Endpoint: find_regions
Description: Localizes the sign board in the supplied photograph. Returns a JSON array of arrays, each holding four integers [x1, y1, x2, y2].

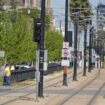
[[62, 49, 70, 58], [43, 62, 47, 71], [44, 50, 47, 61], [63, 42, 69, 49], [98, 5, 105, 14], [0, 51, 5, 57], [61, 60, 69, 66], [35, 71, 40, 82]]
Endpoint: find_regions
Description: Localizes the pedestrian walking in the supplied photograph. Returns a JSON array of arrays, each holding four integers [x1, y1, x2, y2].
[[1, 63, 6, 86], [4, 64, 11, 86], [10, 64, 15, 71]]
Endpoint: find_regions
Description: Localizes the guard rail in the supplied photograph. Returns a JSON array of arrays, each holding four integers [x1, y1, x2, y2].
[[11, 63, 62, 82]]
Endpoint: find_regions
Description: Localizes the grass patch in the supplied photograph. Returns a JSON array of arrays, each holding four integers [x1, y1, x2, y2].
[[0, 77, 3, 86], [11, 78, 35, 87], [0, 76, 35, 87]]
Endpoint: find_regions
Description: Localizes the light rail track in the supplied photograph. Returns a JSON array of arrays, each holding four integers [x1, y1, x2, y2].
[[87, 82, 105, 105], [0, 70, 81, 105], [55, 70, 102, 105]]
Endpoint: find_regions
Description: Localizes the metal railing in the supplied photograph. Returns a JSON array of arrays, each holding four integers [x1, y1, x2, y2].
[[11, 63, 62, 82]]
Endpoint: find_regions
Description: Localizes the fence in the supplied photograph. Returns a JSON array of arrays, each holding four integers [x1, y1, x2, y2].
[[11, 63, 62, 82]]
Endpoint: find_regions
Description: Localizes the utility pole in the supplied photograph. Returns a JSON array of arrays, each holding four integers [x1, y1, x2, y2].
[[83, 22, 87, 76], [88, 26, 94, 72], [38, 0, 45, 97], [63, 0, 68, 86], [100, 46, 102, 68], [73, 14, 78, 81], [59, 19, 62, 33]]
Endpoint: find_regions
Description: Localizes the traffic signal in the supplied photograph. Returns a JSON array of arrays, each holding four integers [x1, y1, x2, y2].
[[33, 18, 41, 42], [67, 31, 72, 47]]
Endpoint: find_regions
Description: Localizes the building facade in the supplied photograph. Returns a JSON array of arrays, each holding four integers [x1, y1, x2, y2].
[[4, 0, 51, 9], [3, 0, 53, 29]]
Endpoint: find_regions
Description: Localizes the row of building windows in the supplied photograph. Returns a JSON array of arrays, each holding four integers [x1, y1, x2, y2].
[[3, 0, 51, 9]]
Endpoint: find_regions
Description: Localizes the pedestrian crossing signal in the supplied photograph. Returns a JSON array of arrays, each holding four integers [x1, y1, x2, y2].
[[33, 18, 41, 42]]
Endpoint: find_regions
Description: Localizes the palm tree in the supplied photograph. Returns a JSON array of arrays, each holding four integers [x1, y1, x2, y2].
[[70, 0, 92, 30], [70, 0, 92, 52], [69, 0, 93, 79]]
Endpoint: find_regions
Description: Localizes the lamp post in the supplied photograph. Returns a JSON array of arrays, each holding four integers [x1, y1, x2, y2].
[[73, 13, 78, 81], [83, 22, 87, 76], [88, 27, 94, 72]]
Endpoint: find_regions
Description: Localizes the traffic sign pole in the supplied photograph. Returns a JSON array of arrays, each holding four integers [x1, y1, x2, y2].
[[83, 23, 87, 76], [38, 0, 45, 98], [73, 15, 78, 81], [63, 0, 68, 86]]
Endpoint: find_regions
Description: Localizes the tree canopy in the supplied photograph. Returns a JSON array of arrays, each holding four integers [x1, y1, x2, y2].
[[45, 30, 63, 61], [0, 8, 63, 64], [69, 0, 93, 31]]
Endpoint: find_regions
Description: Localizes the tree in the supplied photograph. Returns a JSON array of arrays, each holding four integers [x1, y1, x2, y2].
[[69, 0, 92, 29], [45, 30, 63, 61], [0, 10, 37, 64], [0, 7, 62, 64]]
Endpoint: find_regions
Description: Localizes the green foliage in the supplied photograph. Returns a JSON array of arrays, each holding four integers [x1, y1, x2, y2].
[[0, 8, 63, 64], [0, 10, 37, 64], [10, 0, 17, 10], [69, 0, 93, 31], [18, 8, 40, 19], [0, 77, 3, 86], [45, 30, 63, 61]]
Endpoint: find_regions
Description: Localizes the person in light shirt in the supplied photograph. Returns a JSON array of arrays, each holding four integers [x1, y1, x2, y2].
[[10, 64, 15, 71], [4, 64, 11, 86]]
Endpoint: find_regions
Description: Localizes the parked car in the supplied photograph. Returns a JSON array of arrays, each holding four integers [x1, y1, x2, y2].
[[15, 62, 32, 69]]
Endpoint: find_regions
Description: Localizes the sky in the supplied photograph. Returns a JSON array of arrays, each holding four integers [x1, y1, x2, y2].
[[51, 0, 105, 28], [51, 0, 105, 45]]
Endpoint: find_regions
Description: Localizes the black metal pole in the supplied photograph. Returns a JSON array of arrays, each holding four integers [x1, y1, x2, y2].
[[59, 19, 62, 33], [100, 46, 102, 68], [63, 0, 68, 86], [73, 15, 78, 81], [97, 40, 99, 68], [88, 27, 93, 72], [83, 23, 87, 76], [38, 0, 45, 97], [91, 30, 94, 69]]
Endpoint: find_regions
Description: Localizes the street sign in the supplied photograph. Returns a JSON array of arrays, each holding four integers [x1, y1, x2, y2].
[[43, 62, 47, 71], [63, 42, 69, 48], [0, 51, 5, 57], [62, 49, 70, 58], [61, 60, 69, 66], [98, 5, 105, 14]]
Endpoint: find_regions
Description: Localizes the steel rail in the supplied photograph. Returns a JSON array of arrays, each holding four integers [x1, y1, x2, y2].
[[87, 82, 105, 105], [0, 70, 82, 105], [56, 70, 100, 105]]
